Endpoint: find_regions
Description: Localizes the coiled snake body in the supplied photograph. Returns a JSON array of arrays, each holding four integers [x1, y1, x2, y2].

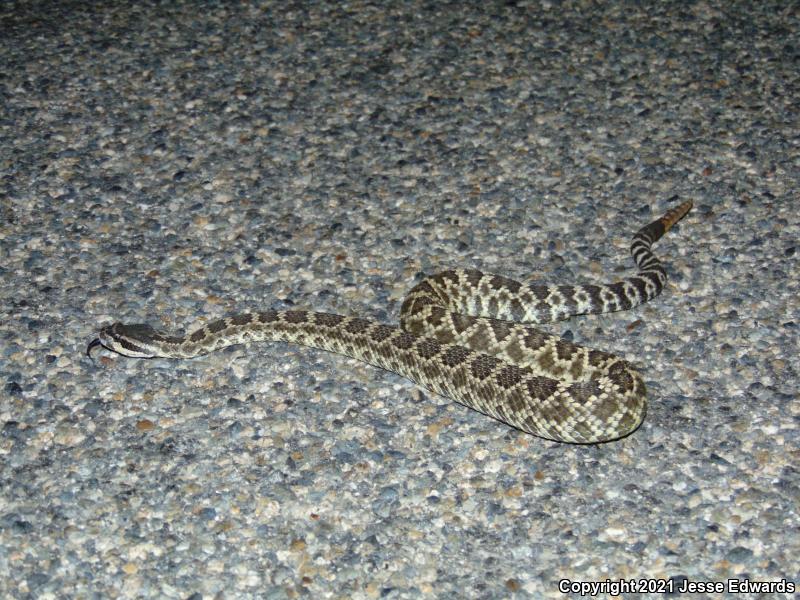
[[89, 200, 692, 443]]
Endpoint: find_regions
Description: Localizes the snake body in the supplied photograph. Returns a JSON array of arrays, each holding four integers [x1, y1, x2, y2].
[[89, 200, 692, 443]]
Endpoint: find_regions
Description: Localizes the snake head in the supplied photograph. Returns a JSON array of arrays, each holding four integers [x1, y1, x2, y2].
[[87, 323, 161, 359]]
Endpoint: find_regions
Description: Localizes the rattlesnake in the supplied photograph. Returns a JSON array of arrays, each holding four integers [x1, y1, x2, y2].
[[88, 200, 691, 443]]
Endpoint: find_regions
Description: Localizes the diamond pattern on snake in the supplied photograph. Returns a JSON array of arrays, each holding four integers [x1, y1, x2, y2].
[[88, 200, 692, 443]]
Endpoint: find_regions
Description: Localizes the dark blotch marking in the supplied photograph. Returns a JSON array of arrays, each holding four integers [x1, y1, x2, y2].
[[207, 320, 229, 334], [415, 338, 441, 360], [555, 338, 577, 361], [559, 287, 578, 310], [463, 269, 484, 288], [258, 311, 279, 323], [392, 332, 417, 349], [190, 328, 209, 342], [315, 313, 346, 328], [441, 345, 471, 367], [489, 274, 520, 294], [230, 313, 254, 326], [528, 285, 550, 302], [284, 310, 310, 323], [568, 356, 585, 381], [567, 381, 601, 407], [526, 376, 559, 401], [495, 365, 522, 389], [449, 312, 478, 335], [436, 270, 460, 285], [507, 299, 525, 322], [536, 347, 555, 372], [522, 328, 550, 350], [412, 280, 436, 295], [401, 281, 438, 315], [370, 324, 396, 342], [345, 318, 372, 334], [488, 318, 512, 342], [425, 306, 448, 327], [607, 360, 634, 388], [470, 354, 501, 380], [401, 295, 438, 320], [587, 349, 609, 368]]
